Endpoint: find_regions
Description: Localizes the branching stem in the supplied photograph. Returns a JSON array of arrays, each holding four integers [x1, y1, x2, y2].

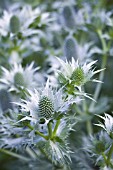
[[0, 148, 30, 161], [107, 143, 113, 166], [102, 152, 108, 165], [27, 124, 48, 140], [53, 119, 61, 137], [47, 121, 53, 139]]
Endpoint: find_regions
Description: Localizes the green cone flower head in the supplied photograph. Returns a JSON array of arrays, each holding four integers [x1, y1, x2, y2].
[[61, 5, 76, 30], [10, 15, 20, 33], [0, 62, 39, 92], [63, 35, 77, 61], [14, 72, 26, 87], [38, 96, 54, 119], [71, 67, 84, 86]]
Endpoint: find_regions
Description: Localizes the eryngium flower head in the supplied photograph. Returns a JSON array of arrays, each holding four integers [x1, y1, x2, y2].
[[83, 131, 112, 164], [16, 80, 80, 122], [0, 62, 39, 93], [95, 114, 113, 139], [0, 4, 52, 37], [57, 57, 103, 89]]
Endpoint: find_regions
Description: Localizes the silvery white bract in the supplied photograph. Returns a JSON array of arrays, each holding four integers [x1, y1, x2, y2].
[[0, 4, 53, 37], [0, 62, 39, 92], [95, 114, 113, 137], [56, 116, 76, 140], [39, 139, 72, 168], [15, 79, 81, 123], [8, 51, 22, 65], [102, 166, 113, 170], [57, 57, 103, 89], [86, 9, 113, 30], [95, 10, 113, 27], [47, 56, 61, 87]]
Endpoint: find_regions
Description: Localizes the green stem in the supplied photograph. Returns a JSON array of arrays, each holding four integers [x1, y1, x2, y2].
[[53, 119, 61, 137], [82, 87, 87, 113], [74, 105, 83, 115], [82, 87, 93, 135], [86, 120, 93, 135], [89, 29, 108, 112], [107, 143, 113, 166], [102, 152, 108, 165], [0, 148, 30, 161], [47, 121, 53, 139], [27, 124, 48, 140], [110, 162, 113, 169]]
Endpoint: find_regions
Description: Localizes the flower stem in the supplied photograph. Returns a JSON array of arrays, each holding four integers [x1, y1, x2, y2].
[[86, 120, 93, 135], [81, 86, 93, 135], [89, 29, 108, 112], [53, 119, 61, 137], [0, 148, 30, 161], [102, 152, 108, 165], [27, 124, 48, 140], [107, 143, 113, 166], [47, 121, 53, 139]]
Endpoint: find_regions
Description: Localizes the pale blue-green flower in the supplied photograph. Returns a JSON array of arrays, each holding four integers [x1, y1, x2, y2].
[[15, 79, 81, 123], [57, 57, 104, 90], [0, 62, 39, 92]]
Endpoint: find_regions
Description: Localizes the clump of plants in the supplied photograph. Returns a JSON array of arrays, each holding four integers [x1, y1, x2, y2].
[[0, 0, 113, 170]]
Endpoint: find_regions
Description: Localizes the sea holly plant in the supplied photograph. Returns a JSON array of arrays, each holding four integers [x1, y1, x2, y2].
[[0, 58, 104, 169], [1, 0, 113, 170], [84, 114, 113, 169], [0, 79, 80, 169]]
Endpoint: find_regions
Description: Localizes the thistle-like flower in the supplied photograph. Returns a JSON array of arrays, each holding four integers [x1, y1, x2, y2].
[[0, 4, 52, 37], [83, 131, 112, 164], [87, 10, 113, 30], [95, 114, 113, 139], [57, 57, 103, 90], [0, 62, 39, 93], [15, 80, 80, 123]]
